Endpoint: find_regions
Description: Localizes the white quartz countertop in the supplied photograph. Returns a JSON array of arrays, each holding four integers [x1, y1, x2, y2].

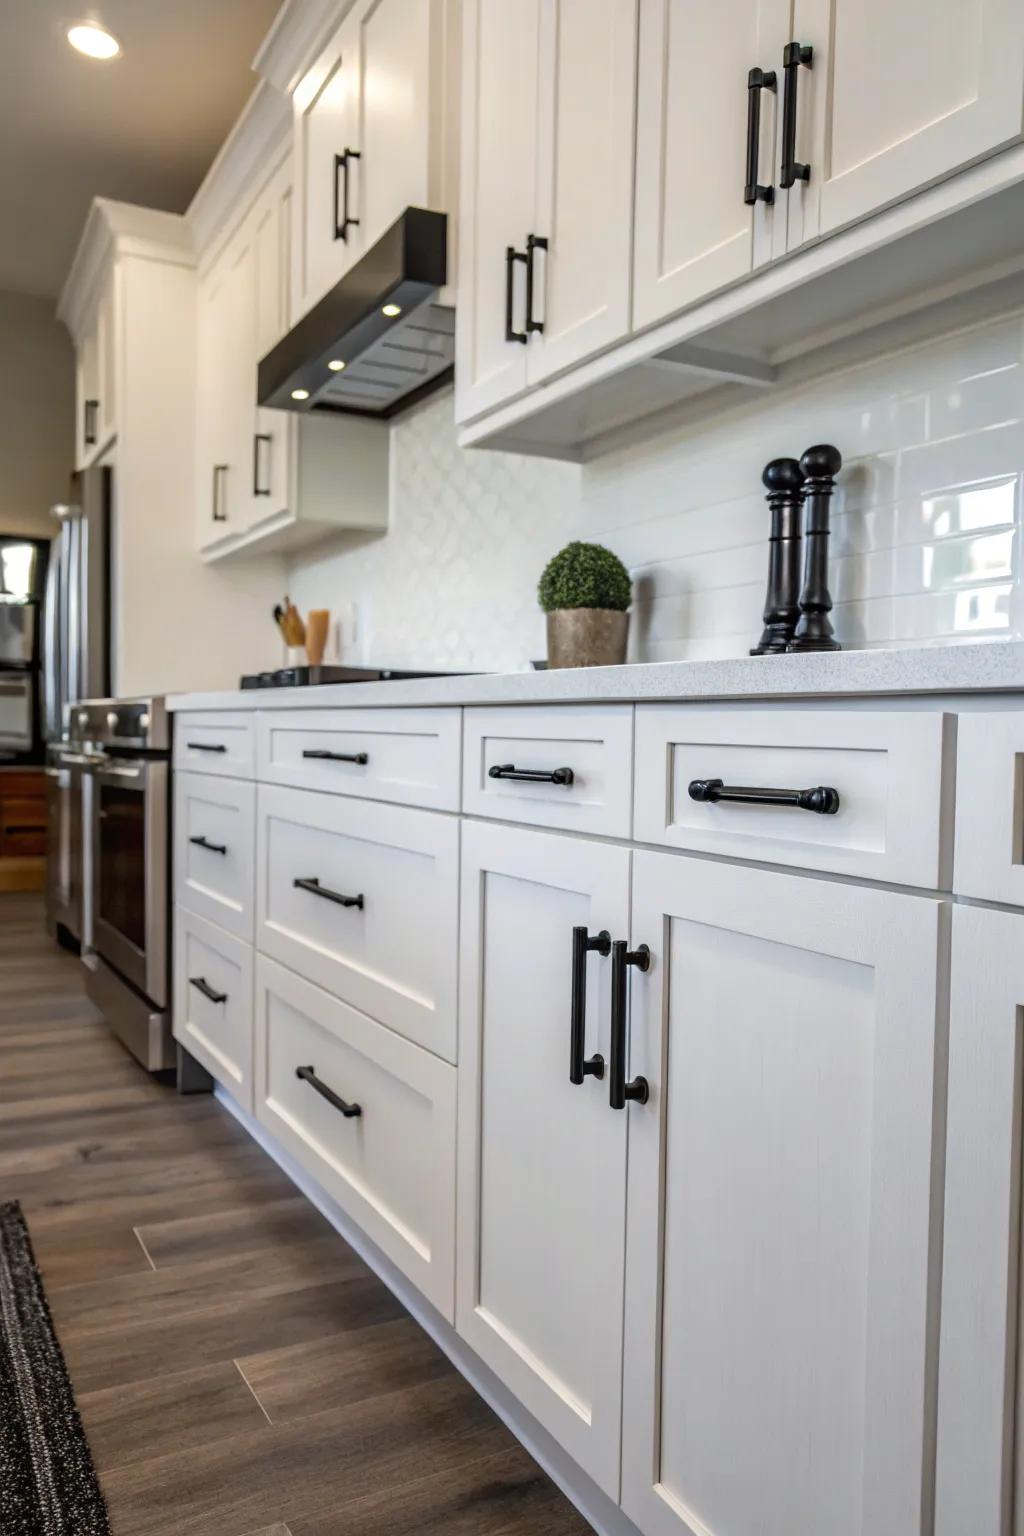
[[167, 638, 1024, 712]]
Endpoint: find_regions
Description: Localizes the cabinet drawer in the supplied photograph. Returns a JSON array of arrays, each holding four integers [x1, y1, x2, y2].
[[462, 705, 633, 836], [173, 906, 253, 1111], [254, 954, 456, 1319], [174, 773, 255, 940], [954, 711, 1024, 904], [257, 707, 461, 811], [174, 712, 255, 780], [256, 785, 458, 1062], [634, 705, 951, 887]]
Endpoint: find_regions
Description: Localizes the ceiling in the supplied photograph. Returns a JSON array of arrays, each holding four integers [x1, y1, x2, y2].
[[0, 0, 283, 299]]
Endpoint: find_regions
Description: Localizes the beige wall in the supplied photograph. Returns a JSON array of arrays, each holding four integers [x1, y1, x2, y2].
[[0, 290, 74, 538]]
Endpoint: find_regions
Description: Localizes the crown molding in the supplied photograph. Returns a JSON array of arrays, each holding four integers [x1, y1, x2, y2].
[[186, 79, 293, 264], [253, 0, 353, 96], [57, 200, 192, 339]]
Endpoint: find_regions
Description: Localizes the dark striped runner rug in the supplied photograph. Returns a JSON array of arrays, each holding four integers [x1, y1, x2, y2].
[[0, 1200, 111, 1535]]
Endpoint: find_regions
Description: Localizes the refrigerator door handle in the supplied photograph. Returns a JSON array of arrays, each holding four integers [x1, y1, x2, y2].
[[42, 543, 61, 740]]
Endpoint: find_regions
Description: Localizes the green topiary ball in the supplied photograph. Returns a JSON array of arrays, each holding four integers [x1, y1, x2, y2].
[[538, 541, 632, 614]]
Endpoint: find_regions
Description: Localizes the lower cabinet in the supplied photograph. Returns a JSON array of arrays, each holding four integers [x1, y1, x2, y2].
[[622, 851, 948, 1536], [456, 819, 631, 1497], [173, 906, 254, 1111], [935, 903, 1024, 1536], [254, 954, 457, 1319]]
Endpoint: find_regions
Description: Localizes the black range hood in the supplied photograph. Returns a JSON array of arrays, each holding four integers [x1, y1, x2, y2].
[[258, 207, 452, 421]]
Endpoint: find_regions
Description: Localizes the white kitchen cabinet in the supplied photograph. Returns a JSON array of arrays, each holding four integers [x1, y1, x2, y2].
[[456, 818, 631, 1496], [788, 0, 1024, 248], [935, 903, 1024, 1536], [633, 0, 789, 329], [622, 850, 947, 1536], [293, 0, 460, 320], [74, 265, 118, 468], [456, 0, 637, 422]]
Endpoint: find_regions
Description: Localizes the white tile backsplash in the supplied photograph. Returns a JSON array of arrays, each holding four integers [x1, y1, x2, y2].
[[287, 309, 1024, 668]]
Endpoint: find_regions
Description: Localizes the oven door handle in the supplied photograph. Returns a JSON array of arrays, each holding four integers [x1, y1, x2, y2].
[[95, 763, 146, 782]]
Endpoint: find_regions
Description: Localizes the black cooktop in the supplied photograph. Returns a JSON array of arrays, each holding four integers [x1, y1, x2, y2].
[[240, 665, 471, 689]]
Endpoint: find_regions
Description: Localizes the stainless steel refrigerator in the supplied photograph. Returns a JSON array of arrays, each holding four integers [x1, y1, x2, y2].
[[42, 467, 111, 742]]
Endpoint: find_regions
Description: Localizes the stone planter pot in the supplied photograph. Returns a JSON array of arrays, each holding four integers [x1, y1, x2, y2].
[[546, 608, 629, 669]]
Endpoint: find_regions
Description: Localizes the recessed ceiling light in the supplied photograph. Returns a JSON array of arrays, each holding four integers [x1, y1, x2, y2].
[[381, 303, 402, 318], [327, 359, 346, 372], [67, 22, 122, 59], [291, 388, 310, 401]]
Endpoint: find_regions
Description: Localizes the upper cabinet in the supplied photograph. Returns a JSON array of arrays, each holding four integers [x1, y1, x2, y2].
[[74, 265, 118, 469], [293, 0, 460, 320]]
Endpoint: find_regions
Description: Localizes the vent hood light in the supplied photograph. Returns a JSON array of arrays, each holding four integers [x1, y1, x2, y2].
[[67, 22, 122, 58], [258, 208, 451, 421]]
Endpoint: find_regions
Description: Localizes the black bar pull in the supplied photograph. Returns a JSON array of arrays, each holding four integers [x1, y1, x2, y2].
[[505, 246, 528, 344], [489, 763, 574, 786], [189, 975, 228, 1005], [84, 399, 99, 447], [334, 149, 361, 242], [187, 741, 227, 753], [744, 66, 777, 205], [293, 875, 364, 910], [780, 42, 812, 189], [570, 926, 609, 1085], [688, 778, 840, 815], [296, 1064, 362, 1118], [525, 233, 547, 333], [212, 463, 228, 521], [189, 834, 227, 855], [609, 940, 649, 1110], [253, 433, 272, 496], [302, 748, 369, 765]]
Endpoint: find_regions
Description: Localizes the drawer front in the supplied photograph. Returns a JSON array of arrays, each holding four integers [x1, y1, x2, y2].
[[174, 712, 255, 780], [255, 954, 456, 1318], [174, 772, 255, 940], [954, 711, 1024, 904], [257, 708, 461, 811], [257, 784, 458, 1062], [173, 906, 254, 1110], [462, 705, 633, 836], [634, 705, 951, 887]]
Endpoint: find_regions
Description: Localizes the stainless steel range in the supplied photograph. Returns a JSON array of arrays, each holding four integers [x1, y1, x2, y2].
[[73, 697, 173, 1071]]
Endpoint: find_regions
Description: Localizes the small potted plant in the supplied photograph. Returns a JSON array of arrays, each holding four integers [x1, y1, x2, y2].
[[538, 541, 632, 669]]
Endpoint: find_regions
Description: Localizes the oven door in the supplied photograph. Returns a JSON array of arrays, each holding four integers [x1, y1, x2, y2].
[[92, 757, 168, 1008]]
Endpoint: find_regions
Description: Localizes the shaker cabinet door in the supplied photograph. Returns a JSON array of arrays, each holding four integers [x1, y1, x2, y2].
[[633, 0, 788, 329], [294, 7, 362, 315], [789, 0, 1024, 246], [456, 819, 631, 1497], [623, 850, 947, 1536]]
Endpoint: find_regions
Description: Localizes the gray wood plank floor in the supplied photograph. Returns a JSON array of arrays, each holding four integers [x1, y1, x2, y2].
[[0, 892, 594, 1536]]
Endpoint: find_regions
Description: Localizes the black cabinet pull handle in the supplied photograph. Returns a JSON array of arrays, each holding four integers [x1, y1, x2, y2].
[[505, 246, 528, 344], [212, 463, 228, 521], [570, 926, 609, 1084], [488, 763, 574, 786], [253, 433, 272, 496], [296, 1064, 362, 1118], [688, 778, 839, 814], [84, 399, 99, 447], [609, 940, 649, 1110], [780, 42, 812, 189], [525, 233, 547, 333], [301, 748, 369, 765], [189, 834, 227, 855], [293, 875, 364, 910], [189, 975, 227, 1005], [187, 741, 227, 753], [334, 149, 361, 242], [744, 66, 777, 205]]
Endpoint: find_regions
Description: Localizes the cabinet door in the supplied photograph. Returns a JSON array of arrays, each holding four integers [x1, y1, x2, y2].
[[252, 164, 293, 522], [456, 819, 630, 1496], [359, 0, 433, 254], [454, 0, 540, 422], [295, 7, 362, 314], [935, 904, 1024, 1536], [75, 313, 100, 469], [96, 266, 118, 450], [524, 0, 637, 384], [790, 0, 1024, 246], [633, 0, 789, 330], [623, 850, 946, 1536], [195, 259, 233, 545]]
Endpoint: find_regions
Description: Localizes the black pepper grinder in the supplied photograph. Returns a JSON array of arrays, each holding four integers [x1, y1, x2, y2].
[[788, 443, 842, 652], [751, 457, 805, 655]]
